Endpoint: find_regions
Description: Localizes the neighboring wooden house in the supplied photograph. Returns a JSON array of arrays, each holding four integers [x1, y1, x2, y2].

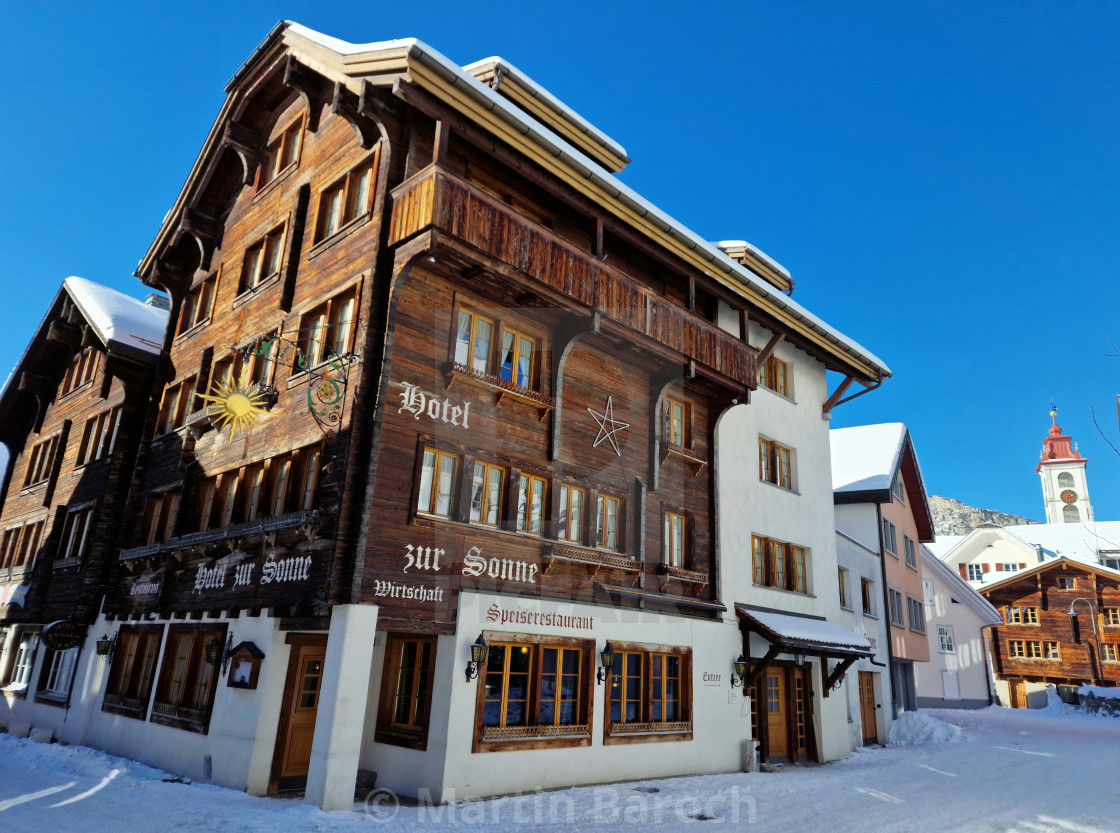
[[914, 544, 1000, 709], [832, 423, 933, 716], [979, 557, 1120, 708], [0, 23, 889, 808], [0, 278, 167, 737]]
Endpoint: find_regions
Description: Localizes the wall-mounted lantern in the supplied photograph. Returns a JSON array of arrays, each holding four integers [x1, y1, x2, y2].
[[465, 633, 488, 682], [597, 642, 615, 685], [205, 632, 235, 677], [95, 633, 117, 663], [730, 655, 749, 688]]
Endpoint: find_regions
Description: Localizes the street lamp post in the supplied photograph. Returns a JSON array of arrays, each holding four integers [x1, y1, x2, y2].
[[1067, 598, 1100, 686]]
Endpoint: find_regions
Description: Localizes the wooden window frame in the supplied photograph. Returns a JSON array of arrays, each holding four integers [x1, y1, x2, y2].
[[663, 510, 690, 568], [469, 461, 507, 527], [76, 406, 121, 467], [838, 567, 851, 609], [211, 333, 281, 393], [238, 225, 286, 295], [375, 634, 437, 751], [2, 519, 46, 571], [603, 641, 693, 745], [1057, 577, 1075, 590], [861, 577, 875, 616], [1104, 608, 1120, 627], [150, 624, 226, 734], [516, 473, 547, 536], [417, 447, 460, 519], [758, 437, 793, 489], [102, 624, 163, 719], [1008, 640, 1026, 658], [293, 286, 359, 373], [752, 535, 809, 594], [23, 433, 61, 488], [313, 149, 379, 243], [56, 501, 96, 564], [663, 396, 690, 447], [141, 490, 181, 546], [557, 484, 586, 544], [156, 376, 198, 435], [1102, 644, 1119, 662], [594, 493, 622, 551], [450, 302, 542, 394], [498, 325, 538, 390], [472, 634, 594, 752], [60, 347, 100, 397], [258, 117, 304, 188], [176, 272, 219, 338], [758, 355, 789, 397]]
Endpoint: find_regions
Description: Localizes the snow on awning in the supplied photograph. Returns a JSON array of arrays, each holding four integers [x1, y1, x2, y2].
[[736, 606, 873, 658]]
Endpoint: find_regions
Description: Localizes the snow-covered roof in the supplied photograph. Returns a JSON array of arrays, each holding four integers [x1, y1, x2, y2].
[[919, 544, 1001, 624], [933, 521, 1120, 575], [714, 240, 791, 280], [739, 608, 870, 650], [830, 422, 908, 493], [64, 277, 167, 356], [979, 555, 1120, 594], [186, 22, 889, 383]]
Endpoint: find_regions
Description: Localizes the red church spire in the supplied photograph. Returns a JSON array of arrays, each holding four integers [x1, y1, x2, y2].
[[1036, 406, 1084, 471]]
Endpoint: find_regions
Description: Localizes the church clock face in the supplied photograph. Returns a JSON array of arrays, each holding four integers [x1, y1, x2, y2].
[[1060, 489, 1078, 504]]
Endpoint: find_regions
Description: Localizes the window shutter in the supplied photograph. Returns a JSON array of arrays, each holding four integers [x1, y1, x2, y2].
[[982, 563, 991, 573], [958, 564, 968, 579], [996, 563, 1003, 572], [1019, 563, 1027, 570]]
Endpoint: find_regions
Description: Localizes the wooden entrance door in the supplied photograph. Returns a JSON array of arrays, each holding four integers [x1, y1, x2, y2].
[[1008, 679, 1026, 709], [858, 671, 878, 743], [763, 666, 810, 762], [271, 636, 327, 792]]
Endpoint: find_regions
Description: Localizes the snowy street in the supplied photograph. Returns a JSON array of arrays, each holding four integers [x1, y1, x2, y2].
[[2, 707, 1119, 832]]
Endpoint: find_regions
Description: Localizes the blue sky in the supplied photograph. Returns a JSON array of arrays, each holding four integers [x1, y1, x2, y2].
[[2, 1, 1118, 523]]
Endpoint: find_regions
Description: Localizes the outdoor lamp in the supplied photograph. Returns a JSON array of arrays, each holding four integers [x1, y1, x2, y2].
[[95, 633, 116, 662], [795, 652, 805, 668], [731, 655, 748, 688], [206, 633, 235, 676], [466, 633, 488, 682], [597, 642, 615, 684]]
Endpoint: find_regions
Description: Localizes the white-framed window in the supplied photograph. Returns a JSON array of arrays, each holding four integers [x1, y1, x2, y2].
[[5, 630, 39, 691], [923, 578, 935, 607], [907, 596, 926, 634], [888, 587, 904, 627], [891, 471, 905, 504], [39, 647, 79, 698], [882, 519, 898, 557], [937, 625, 955, 653], [1002, 563, 1020, 573], [967, 564, 983, 581], [904, 535, 917, 569]]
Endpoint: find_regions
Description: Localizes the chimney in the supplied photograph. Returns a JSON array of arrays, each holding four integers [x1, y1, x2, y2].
[[1035, 544, 1045, 564], [145, 293, 171, 310]]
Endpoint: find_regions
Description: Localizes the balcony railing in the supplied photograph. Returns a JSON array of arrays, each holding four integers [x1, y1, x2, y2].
[[390, 165, 755, 388], [119, 508, 320, 560]]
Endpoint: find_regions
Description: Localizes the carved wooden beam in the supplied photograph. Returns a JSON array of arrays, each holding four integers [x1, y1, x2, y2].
[[756, 332, 784, 369], [825, 378, 882, 414], [283, 55, 326, 132], [822, 375, 855, 415], [822, 656, 858, 697], [46, 318, 80, 349], [173, 209, 221, 273], [742, 644, 781, 691], [221, 121, 261, 187], [332, 82, 380, 149]]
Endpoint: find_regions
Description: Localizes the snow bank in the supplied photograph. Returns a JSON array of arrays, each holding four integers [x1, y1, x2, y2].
[[887, 711, 963, 745], [1078, 685, 1120, 700]]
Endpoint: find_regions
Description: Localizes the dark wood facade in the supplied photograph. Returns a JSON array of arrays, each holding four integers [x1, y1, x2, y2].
[[981, 558, 1120, 691]]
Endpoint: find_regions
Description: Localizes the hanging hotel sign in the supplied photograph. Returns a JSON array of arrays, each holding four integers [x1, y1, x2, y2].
[[42, 620, 87, 651]]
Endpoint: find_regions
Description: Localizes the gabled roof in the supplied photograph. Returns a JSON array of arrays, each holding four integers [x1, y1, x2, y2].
[[930, 520, 1120, 570], [830, 423, 935, 540], [138, 21, 890, 385], [919, 544, 1001, 624], [63, 277, 168, 359], [977, 555, 1120, 596]]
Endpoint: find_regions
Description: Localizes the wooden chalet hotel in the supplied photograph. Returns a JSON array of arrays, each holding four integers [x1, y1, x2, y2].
[[0, 22, 890, 808]]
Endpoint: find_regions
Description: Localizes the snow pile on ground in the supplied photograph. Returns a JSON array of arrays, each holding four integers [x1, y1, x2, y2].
[[1078, 684, 1120, 700], [887, 710, 963, 745]]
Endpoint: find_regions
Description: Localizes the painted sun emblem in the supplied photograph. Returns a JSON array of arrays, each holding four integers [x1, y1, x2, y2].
[[198, 370, 271, 439], [587, 396, 630, 457]]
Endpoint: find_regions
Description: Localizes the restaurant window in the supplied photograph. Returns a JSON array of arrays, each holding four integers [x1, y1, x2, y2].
[[477, 641, 591, 747], [516, 474, 547, 535], [259, 118, 302, 187], [37, 646, 79, 701], [156, 376, 198, 434], [595, 494, 621, 551], [758, 438, 793, 489], [150, 626, 225, 733], [663, 511, 689, 568], [751, 535, 808, 594], [176, 273, 218, 337], [557, 484, 586, 544], [76, 406, 121, 466], [376, 636, 437, 750], [57, 502, 96, 564], [663, 397, 689, 447], [758, 355, 789, 397], [315, 152, 378, 242], [239, 226, 285, 294], [605, 644, 692, 743], [294, 287, 358, 371], [23, 434, 61, 488], [102, 626, 162, 719], [417, 448, 459, 519], [469, 461, 506, 527], [60, 347, 99, 397]]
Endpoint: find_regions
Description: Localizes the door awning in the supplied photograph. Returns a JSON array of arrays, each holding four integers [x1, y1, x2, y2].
[[736, 606, 874, 659]]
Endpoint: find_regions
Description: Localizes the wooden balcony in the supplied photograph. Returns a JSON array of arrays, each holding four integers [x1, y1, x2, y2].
[[390, 165, 756, 388]]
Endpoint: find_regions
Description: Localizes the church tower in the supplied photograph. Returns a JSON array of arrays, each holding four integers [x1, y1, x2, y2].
[[1037, 408, 1093, 524]]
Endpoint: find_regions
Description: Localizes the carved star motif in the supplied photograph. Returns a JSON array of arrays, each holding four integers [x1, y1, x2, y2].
[[587, 396, 630, 457]]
